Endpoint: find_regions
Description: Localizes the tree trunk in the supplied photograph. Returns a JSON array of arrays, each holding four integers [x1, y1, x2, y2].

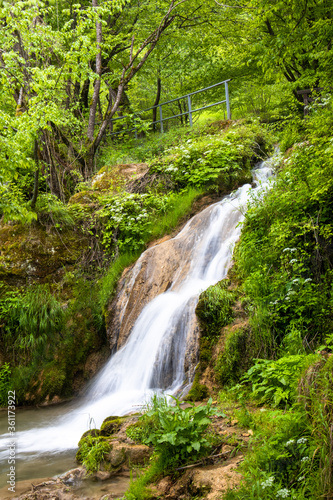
[[31, 139, 39, 210], [80, 79, 90, 111], [87, 0, 102, 143], [152, 76, 161, 131]]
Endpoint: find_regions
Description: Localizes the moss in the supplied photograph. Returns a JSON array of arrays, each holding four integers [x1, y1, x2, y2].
[[100, 416, 126, 436], [78, 429, 101, 447], [216, 326, 251, 385], [196, 279, 234, 338], [68, 191, 99, 205], [76, 434, 111, 467], [187, 373, 209, 401], [0, 223, 87, 285]]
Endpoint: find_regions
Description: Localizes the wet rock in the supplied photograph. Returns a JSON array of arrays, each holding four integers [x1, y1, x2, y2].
[[106, 441, 151, 469], [105, 206, 220, 380], [95, 470, 112, 481]]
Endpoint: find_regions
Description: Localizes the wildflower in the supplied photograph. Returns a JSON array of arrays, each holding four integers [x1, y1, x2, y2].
[[261, 476, 275, 489], [289, 259, 298, 264], [297, 438, 307, 444], [286, 439, 295, 446], [276, 488, 290, 498], [298, 476, 305, 482], [301, 456, 310, 462]]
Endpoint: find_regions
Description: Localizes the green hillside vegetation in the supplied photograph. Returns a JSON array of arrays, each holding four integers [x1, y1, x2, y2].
[[1, 0, 333, 497], [0, 119, 271, 405]]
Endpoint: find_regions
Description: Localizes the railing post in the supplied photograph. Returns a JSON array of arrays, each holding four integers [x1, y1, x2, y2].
[[225, 80, 231, 120], [187, 95, 193, 126], [159, 105, 164, 133]]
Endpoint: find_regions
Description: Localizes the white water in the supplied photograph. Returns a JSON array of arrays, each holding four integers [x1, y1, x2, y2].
[[0, 160, 274, 464]]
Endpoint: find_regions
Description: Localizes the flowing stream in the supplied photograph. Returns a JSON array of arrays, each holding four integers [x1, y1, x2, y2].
[[0, 159, 274, 487]]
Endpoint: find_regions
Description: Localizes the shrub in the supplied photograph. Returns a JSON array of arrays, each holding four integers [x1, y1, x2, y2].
[[138, 396, 219, 469], [242, 354, 319, 407]]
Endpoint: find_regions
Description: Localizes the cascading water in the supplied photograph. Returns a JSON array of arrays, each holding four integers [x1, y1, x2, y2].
[[0, 158, 274, 477]]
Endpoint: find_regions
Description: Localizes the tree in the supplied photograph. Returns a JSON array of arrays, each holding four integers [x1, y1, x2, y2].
[[0, 0, 189, 219]]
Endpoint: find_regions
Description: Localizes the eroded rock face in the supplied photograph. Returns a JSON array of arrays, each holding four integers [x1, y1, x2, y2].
[[106, 205, 215, 354]]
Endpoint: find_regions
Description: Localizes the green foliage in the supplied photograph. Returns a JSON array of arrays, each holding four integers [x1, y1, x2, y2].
[[149, 120, 270, 191], [196, 280, 234, 337], [0, 362, 11, 407], [299, 356, 333, 497], [138, 396, 218, 469], [216, 326, 250, 385], [98, 252, 139, 310], [242, 354, 318, 407], [1, 284, 65, 352], [76, 435, 111, 475], [225, 409, 319, 499], [97, 192, 172, 253], [235, 104, 333, 360], [96, 187, 201, 255], [35, 194, 76, 228]]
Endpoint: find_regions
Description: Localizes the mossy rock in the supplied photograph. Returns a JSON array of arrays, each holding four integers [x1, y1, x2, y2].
[[196, 279, 234, 337], [187, 373, 209, 401], [100, 416, 126, 436], [78, 428, 101, 447], [68, 191, 99, 205]]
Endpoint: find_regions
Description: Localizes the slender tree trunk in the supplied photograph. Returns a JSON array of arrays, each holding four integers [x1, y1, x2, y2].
[[80, 79, 90, 111], [152, 76, 161, 131], [87, 0, 102, 143], [31, 139, 39, 210]]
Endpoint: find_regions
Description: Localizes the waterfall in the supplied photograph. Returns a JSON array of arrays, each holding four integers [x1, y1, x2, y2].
[[0, 159, 274, 463]]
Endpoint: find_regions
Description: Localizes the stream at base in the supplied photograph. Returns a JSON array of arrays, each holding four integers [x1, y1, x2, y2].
[[0, 160, 274, 491]]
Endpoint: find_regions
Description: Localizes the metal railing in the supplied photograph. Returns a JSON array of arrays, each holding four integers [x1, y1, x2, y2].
[[109, 79, 231, 138]]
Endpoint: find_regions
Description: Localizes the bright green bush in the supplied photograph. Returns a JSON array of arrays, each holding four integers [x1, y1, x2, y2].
[[241, 354, 318, 406], [138, 396, 219, 468]]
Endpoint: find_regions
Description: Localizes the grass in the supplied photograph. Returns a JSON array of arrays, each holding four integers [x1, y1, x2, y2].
[[147, 187, 203, 241], [97, 107, 229, 167]]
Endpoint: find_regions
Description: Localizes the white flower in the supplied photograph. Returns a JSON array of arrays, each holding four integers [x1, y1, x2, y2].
[[289, 259, 298, 264], [301, 456, 310, 462], [261, 476, 275, 489], [298, 476, 305, 481], [297, 438, 307, 444], [304, 278, 312, 283], [276, 488, 290, 498], [286, 439, 295, 446]]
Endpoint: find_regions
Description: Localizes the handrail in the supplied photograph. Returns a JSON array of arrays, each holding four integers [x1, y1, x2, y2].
[[109, 79, 231, 137]]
